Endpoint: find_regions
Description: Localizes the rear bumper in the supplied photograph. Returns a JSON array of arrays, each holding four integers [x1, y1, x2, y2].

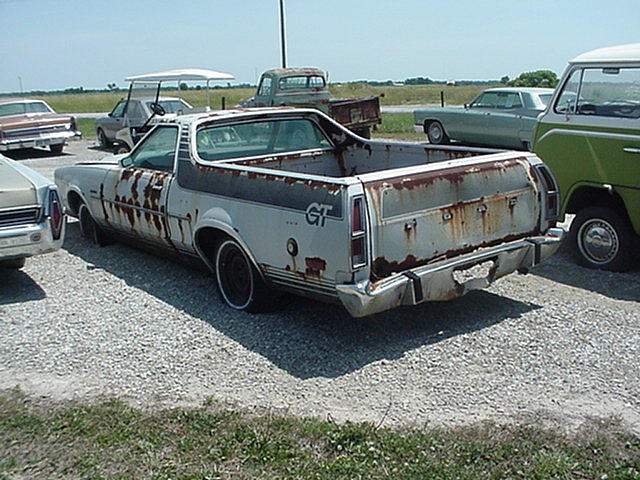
[[413, 124, 423, 133], [336, 227, 564, 317], [0, 220, 65, 261], [0, 130, 81, 151]]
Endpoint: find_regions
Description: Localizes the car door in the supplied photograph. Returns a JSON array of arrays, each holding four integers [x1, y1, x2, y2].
[[458, 92, 499, 144], [100, 125, 179, 248], [102, 100, 128, 140], [481, 92, 526, 148]]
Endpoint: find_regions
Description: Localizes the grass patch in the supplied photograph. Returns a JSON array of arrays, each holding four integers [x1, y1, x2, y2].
[[75, 118, 96, 139], [25, 84, 492, 114], [1, 392, 638, 480], [374, 113, 424, 142]]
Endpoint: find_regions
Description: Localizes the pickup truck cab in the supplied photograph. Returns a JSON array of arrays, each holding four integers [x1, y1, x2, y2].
[[0, 154, 65, 269], [533, 43, 640, 271], [55, 108, 563, 317], [240, 68, 381, 138]]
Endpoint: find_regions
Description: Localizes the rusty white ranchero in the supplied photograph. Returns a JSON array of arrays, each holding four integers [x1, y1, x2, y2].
[[55, 108, 563, 317], [0, 154, 65, 269]]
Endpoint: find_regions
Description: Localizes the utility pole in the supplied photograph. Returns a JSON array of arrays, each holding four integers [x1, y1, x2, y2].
[[279, 0, 287, 68], [18, 76, 23, 94]]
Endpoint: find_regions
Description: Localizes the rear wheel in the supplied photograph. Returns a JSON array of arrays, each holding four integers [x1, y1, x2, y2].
[[215, 239, 275, 312], [115, 144, 130, 155], [79, 204, 112, 246], [426, 121, 449, 144], [569, 206, 637, 272], [50, 144, 64, 154], [0, 258, 26, 269]]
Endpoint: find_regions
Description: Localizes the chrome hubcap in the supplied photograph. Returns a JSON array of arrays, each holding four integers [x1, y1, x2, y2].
[[428, 123, 443, 143], [577, 218, 619, 264]]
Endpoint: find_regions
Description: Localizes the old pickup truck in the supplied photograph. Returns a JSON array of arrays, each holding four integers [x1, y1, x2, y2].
[[239, 68, 381, 138], [55, 108, 563, 317]]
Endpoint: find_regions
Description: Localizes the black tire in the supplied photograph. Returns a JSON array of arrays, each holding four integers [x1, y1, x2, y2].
[[79, 204, 112, 246], [569, 206, 637, 272], [215, 239, 275, 313], [97, 129, 111, 148], [50, 143, 64, 154], [0, 258, 26, 269], [426, 121, 449, 144]]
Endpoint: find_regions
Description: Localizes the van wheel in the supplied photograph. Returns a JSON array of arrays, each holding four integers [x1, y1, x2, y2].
[[0, 258, 26, 269], [79, 204, 112, 246], [215, 239, 275, 312], [569, 206, 636, 272], [426, 121, 449, 144]]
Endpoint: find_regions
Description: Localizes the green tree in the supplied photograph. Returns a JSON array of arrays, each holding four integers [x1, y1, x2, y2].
[[179, 82, 188, 90], [500, 75, 510, 85], [509, 70, 558, 88]]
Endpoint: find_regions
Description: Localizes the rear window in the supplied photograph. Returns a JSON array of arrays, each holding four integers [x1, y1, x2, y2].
[[538, 94, 553, 106], [0, 101, 51, 117], [196, 118, 332, 161], [278, 75, 325, 90]]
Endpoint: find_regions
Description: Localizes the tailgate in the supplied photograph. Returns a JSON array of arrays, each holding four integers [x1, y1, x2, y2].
[[360, 156, 541, 279], [330, 96, 381, 128]]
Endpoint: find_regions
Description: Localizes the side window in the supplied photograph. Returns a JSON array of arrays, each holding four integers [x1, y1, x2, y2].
[[111, 100, 127, 118], [128, 127, 178, 172], [471, 92, 499, 108], [554, 69, 582, 114], [196, 118, 333, 161], [503, 93, 523, 109], [577, 67, 640, 118], [257, 77, 272, 96]]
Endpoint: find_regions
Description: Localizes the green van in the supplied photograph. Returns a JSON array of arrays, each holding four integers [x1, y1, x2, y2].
[[533, 44, 640, 271]]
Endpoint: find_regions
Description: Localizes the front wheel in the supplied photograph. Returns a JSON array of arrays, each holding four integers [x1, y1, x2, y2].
[[215, 239, 275, 313], [569, 206, 637, 272], [79, 204, 112, 246], [426, 121, 449, 144], [97, 129, 111, 148]]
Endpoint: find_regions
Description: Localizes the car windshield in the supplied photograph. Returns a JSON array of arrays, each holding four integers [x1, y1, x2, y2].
[[0, 101, 52, 117], [146, 99, 192, 114]]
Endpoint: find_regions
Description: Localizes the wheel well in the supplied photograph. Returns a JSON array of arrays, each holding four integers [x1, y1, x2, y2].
[[67, 190, 84, 217], [566, 186, 629, 217], [423, 119, 443, 134], [194, 227, 232, 266]]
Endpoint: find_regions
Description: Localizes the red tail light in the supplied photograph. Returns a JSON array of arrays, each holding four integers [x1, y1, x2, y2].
[[48, 189, 64, 240], [351, 197, 367, 268]]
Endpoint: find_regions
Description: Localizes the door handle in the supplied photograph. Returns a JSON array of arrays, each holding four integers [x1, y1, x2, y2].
[[623, 147, 640, 154], [151, 184, 163, 191]]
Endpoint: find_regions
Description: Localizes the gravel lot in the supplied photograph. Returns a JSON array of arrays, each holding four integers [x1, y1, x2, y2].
[[1, 140, 639, 433]]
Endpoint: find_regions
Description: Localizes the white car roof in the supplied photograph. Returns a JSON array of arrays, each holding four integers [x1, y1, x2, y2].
[[571, 43, 640, 64], [125, 68, 235, 83]]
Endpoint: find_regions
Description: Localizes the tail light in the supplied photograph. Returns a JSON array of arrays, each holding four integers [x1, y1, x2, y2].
[[47, 188, 64, 240], [351, 197, 367, 268], [534, 164, 560, 221]]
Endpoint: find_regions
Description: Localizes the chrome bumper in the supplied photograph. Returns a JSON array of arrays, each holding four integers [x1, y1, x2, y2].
[[413, 124, 424, 134], [0, 130, 81, 151], [337, 227, 564, 317], [0, 220, 65, 261]]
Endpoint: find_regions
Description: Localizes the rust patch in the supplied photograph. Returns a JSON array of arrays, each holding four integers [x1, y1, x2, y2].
[[304, 257, 326, 277]]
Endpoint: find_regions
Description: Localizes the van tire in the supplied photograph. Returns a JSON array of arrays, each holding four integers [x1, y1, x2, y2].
[[426, 121, 449, 144], [569, 206, 636, 272], [215, 239, 276, 313]]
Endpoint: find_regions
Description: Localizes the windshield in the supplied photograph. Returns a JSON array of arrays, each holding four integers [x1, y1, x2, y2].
[[146, 99, 192, 114], [0, 101, 52, 117]]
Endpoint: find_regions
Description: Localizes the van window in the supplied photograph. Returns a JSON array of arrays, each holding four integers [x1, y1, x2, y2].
[[577, 67, 640, 118], [554, 69, 582, 114]]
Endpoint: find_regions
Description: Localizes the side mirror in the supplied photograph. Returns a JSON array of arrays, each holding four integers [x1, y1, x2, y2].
[[121, 156, 133, 167], [108, 112, 114, 117]]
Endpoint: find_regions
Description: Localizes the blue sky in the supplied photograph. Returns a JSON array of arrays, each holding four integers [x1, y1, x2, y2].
[[0, 0, 638, 92]]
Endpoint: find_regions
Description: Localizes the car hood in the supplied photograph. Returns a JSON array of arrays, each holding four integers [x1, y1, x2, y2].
[[0, 113, 74, 131], [0, 156, 38, 209]]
